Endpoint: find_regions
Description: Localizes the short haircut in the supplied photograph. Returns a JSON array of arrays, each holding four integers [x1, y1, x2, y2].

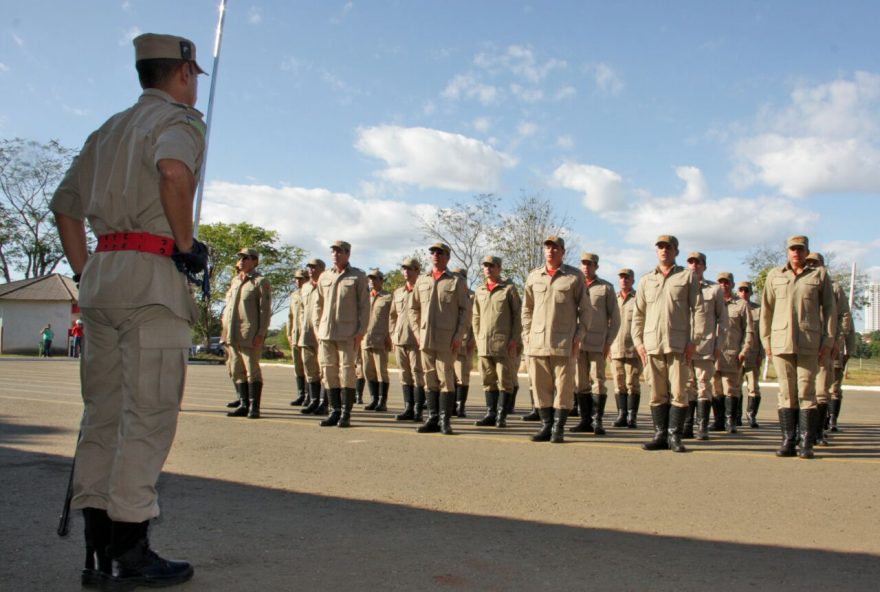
[[136, 58, 188, 89]]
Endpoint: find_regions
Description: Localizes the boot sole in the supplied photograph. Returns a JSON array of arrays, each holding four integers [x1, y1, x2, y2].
[[102, 566, 194, 591]]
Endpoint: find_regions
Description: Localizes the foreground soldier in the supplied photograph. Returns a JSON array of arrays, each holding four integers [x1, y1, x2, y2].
[[362, 269, 393, 411], [288, 269, 309, 405], [737, 281, 764, 427], [632, 235, 701, 453], [409, 243, 470, 435], [299, 259, 327, 414], [51, 33, 207, 589], [713, 272, 753, 434], [570, 253, 619, 435], [472, 256, 522, 428], [760, 236, 836, 459], [390, 258, 426, 421], [315, 241, 369, 428], [453, 268, 476, 417], [610, 268, 642, 428], [521, 236, 590, 443]]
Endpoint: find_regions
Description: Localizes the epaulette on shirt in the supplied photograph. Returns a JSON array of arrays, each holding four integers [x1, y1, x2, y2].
[[184, 114, 206, 137]]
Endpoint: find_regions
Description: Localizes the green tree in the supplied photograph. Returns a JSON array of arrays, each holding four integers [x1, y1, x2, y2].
[[196, 221, 307, 345], [743, 241, 786, 297]]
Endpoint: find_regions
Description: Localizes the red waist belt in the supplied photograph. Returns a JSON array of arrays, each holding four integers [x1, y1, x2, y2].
[[96, 232, 175, 256]]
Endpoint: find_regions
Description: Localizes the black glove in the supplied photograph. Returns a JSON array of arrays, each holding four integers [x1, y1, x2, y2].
[[172, 239, 209, 275]]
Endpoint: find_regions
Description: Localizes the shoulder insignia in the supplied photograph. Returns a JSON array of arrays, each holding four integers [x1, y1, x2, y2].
[[184, 114, 206, 137]]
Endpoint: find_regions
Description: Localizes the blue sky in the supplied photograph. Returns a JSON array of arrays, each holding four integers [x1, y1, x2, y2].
[[2, 0, 878, 327]]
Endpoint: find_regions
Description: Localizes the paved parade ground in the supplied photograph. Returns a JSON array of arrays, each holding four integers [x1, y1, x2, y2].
[[2, 357, 880, 591]]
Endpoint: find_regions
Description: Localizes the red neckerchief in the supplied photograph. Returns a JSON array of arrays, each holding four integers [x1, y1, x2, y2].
[[487, 280, 499, 291], [585, 277, 595, 286], [371, 289, 379, 298], [546, 266, 559, 277], [432, 269, 445, 281], [405, 283, 414, 293]]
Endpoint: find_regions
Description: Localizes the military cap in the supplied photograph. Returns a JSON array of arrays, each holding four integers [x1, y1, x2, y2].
[[306, 258, 326, 270], [787, 235, 809, 250], [133, 33, 206, 74], [806, 252, 825, 266], [618, 268, 634, 279], [237, 248, 259, 260], [544, 235, 565, 249], [451, 267, 468, 280], [293, 269, 308, 280], [687, 251, 707, 265], [736, 281, 753, 292], [580, 252, 599, 264], [717, 271, 734, 283], [367, 268, 384, 279], [401, 257, 421, 270], [482, 255, 502, 267], [428, 242, 451, 255], [330, 240, 351, 252], [655, 234, 679, 249]]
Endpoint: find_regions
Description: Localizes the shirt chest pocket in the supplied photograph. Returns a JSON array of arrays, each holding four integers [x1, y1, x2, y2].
[[643, 281, 659, 303], [772, 278, 790, 299], [439, 284, 456, 303]]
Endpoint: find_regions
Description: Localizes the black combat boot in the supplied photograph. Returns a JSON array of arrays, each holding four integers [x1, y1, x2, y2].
[[106, 520, 192, 591], [355, 377, 366, 405], [668, 405, 687, 452], [569, 393, 594, 433], [798, 407, 818, 459], [626, 393, 640, 428], [413, 386, 426, 422], [496, 392, 510, 428], [227, 382, 250, 417], [612, 392, 628, 427], [592, 394, 607, 435], [725, 397, 737, 433], [417, 391, 440, 433], [364, 380, 380, 410], [530, 407, 554, 442], [291, 375, 307, 406], [301, 381, 322, 414], [570, 395, 580, 418], [338, 388, 354, 428], [226, 382, 242, 408], [440, 391, 456, 435], [375, 382, 389, 411], [682, 400, 697, 439], [506, 385, 519, 415], [642, 404, 670, 451], [829, 398, 842, 432], [551, 408, 570, 443], [746, 396, 761, 428], [775, 408, 798, 457], [710, 396, 725, 431], [247, 381, 262, 419], [695, 399, 711, 441], [82, 508, 112, 588], [522, 406, 541, 421], [320, 388, 342, 426], [474, 390, 499, 426], [455, 384, 469, 417], [315, 386, 329, 415], [736, 394, 744, 426], [396, 385, 415, 420], [815, 402, 829, 445]]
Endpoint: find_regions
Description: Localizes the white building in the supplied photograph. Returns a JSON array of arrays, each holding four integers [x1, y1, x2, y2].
[[0, 274, 79, 354], [866, 283, 880, 333]]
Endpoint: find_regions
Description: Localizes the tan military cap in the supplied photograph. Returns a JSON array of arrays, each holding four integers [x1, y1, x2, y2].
[[787, 235, 809, 249], [806, 252, 825, 265], [655, 234, 679, 249], [306, 258, 326, 270], [687, 251, 706, 265], [133, 33, 206, 74], [544, 235, 565, 249], [452, 267, 468, 280], [580, 252, 599, 264], [237, 248, 259, 260], [482, 255, 501, 266], [330, 240, 351, 252], [717, 271, 734, 283], [401, 257, 421, 270], [618, 268, 634, 279], [293, 269, 308, 280], [367, 268, 384, 279], [428, 242, 451, 255], [737, 281, 752, 292]]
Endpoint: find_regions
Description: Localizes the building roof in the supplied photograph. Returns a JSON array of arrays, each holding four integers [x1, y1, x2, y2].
[[0, 274, 78, 302]]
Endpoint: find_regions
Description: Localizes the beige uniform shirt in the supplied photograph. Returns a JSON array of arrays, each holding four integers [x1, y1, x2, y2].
[[832, 281, 855, 354], [759, 264, 836, 356], [579, 276, 621, 353], [522, 264, 590, 357], [409, 269, 471, 352], [717, 295, 753, 373], [288, 289, 303, 346], [691, 280, 728, 359], [390, 286, 418, 347], [610, 290, 638, 359], [223, 272, 272, 346], [472, 279, 522, 357], [316, 265, 370, 341], [742, 301, 764, 369], [296, 281, 321, 348], [458, 290, 475, 359], [50, 88, 205, 323], [363, 289, 392, 349], [632, 265, 702, 355]]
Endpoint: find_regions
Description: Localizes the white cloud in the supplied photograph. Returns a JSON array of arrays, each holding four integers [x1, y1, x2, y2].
[[0, 62, 9, 73], [734, 71, 880, 197], [820, 239, 880, 272], [119, 26, 141, 45], [248, 6, 263, 24], [474, 45, 566, 84], [12, 33, 24, 47], [442, 73, 499, 105], [62, 104, 88, 117], [517, 121, 539, 137], [509, 84, 543, 103], [554, 85, 576, 100], [556, 135, 575, 150], [472, 117, 491, 133], [675, 166, 709, 201], [587, 62, 624, 96], [552, 162, 627, 211], [355, 125, 517, 192]]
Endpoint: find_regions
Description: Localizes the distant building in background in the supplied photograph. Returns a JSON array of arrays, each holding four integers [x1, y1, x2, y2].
[[0, 274, 79, 354], [866, 283, 880, 333]]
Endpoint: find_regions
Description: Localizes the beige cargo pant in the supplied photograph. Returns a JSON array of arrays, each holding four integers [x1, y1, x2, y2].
[[320, 339, 357, 389], [229, 343, 262, 382], [72, 305, 190, 523], [611, 357, 642, 395], [528, 355, 575, 409], [575, 350, 608, 395], [395, 344, 424, 387], [772, 353, 818, 410], [363, 346, 390, 382], [646, 352, 688, 408], [479, 354, 516, 393], [422, 348, 456, 392]]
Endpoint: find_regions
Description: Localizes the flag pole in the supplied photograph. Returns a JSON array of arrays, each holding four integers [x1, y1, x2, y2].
[[193, 0, 229, 238]]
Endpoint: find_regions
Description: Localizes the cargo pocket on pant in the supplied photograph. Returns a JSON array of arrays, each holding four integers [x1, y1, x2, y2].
[[138, 322, 191, 409]]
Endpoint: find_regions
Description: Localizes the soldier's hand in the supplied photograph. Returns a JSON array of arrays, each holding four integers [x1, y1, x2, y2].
[[637, 344, 648, 366], [818, 345, 830, 364], [253, 335, 265, 351], [685, 343, 696, 363], [172, 238, 208, 274], [451, 339, 461, 356], [571, 337, 581, 357], [507, 340, 518, 356]]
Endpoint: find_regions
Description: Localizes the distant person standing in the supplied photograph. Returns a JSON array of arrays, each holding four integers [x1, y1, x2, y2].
[[737, 281, 764, 428], [390, 257, 426, 421], [712, 272, 753, 435], [362, 269, 393, 412], [71, 320, 84, 358], [609, 268, 642, 428], [452, 267, 476, 418], [40, 323, 54, 357], [288, 269, 309, 406]]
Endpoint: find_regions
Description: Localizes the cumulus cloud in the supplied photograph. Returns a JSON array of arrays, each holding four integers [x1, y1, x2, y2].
[[552, 162, 627, 211], [820, 238, 880, 272], [733, 71, 880, 197], [355, 125, 517, 192], [586, 62, 624, 96], [675, 166, 709, 201]]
